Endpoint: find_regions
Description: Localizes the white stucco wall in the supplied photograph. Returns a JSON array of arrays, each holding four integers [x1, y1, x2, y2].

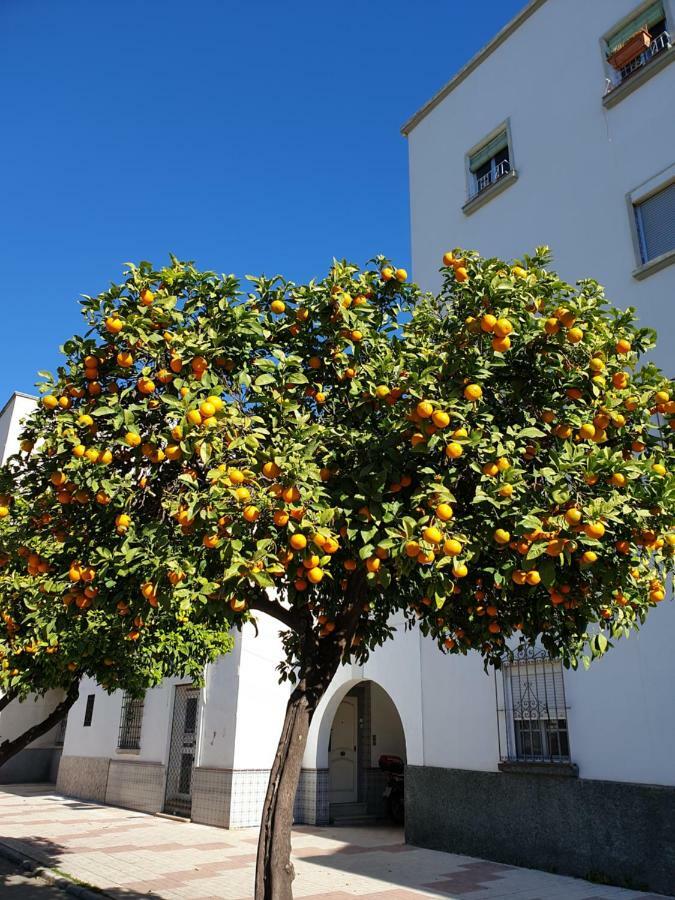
[[407, 0, 675, 376], [0, 690, 65, 748], [0, 393, 37, 465], [405, 0, 675, 789], [370, 682, 407, 766], [231, 615, 291, 770]]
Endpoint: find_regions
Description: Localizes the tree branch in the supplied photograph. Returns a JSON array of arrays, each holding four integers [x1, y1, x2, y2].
[[247, 593, 303, 633], [0, 690, 18, 713], [0, 681, 79, 769]]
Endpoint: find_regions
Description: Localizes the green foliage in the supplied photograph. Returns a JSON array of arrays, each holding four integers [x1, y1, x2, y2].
[[0, 248, 673, 698]]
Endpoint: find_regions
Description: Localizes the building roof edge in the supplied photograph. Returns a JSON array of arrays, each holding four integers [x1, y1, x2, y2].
[[401, 0, 548, 136]]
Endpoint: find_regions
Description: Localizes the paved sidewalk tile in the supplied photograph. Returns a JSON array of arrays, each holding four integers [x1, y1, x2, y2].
[[0, 786, 668, 900]]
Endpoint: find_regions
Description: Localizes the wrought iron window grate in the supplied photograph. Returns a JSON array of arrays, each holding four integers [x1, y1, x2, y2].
[[118, 692, 145, 750], [495, 647, 571, 763]]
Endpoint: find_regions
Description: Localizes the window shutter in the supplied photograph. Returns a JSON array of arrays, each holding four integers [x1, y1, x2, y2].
[[607, 2, 664, 53], [469, 132, 509, 173], [635, 182, 675, 262]]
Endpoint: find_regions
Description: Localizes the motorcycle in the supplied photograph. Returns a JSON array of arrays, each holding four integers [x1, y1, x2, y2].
[[379, 753, 404, 824]]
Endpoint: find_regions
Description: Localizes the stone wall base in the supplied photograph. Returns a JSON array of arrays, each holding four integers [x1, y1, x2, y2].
[[56, 755, 110, 802], [0, 747, 60, 785], [405, 765, 675, 896], [106, 759, 166, 814]]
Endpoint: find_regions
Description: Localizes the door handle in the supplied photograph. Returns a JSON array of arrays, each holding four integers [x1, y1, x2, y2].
[[340, 751, 345, 756]]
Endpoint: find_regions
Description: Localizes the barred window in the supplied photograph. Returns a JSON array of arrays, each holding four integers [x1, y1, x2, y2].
[[496, 648, 571, 763], [54, 716, 67, 747], [468, 130, 511, 200], [117, 692, 145, 751], [83, 694, 95, 727]]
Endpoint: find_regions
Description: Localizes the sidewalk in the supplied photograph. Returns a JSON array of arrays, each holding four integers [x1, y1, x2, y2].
[[0, 786, 666, 900]]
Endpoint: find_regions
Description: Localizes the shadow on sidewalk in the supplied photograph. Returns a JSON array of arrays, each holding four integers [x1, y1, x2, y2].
[[0, 835, 161, 900]]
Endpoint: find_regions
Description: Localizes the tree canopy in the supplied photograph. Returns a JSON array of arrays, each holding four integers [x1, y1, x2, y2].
[[0, 247, 673, 707]]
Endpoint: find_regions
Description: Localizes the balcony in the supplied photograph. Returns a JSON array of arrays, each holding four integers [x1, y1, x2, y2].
[[470, 158, 511, 200], [604, 30, 674, 107]]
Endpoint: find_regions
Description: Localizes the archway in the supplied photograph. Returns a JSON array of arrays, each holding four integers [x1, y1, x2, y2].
[[320, 680, 407, 825]]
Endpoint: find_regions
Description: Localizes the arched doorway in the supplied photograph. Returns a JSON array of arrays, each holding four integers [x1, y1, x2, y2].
[[326, 681, 406, 825]]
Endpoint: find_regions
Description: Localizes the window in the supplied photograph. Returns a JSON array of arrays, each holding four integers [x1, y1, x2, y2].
[[83, 694, 95, 727], [496, 648, 571, 764], [634, 181, 675, 264], [605, 2, 672, 90], [117, 692, 145, 751], [54, 716, 67, 747], [468, 130, 511, 200]]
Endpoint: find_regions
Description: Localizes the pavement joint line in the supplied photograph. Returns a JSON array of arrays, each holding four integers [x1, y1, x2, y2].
[[0, 838, 113, 899]]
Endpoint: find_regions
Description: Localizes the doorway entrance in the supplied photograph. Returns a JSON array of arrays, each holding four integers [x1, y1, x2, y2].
[[164, 685, 200, 817], [328, 695, 358, 803], [326, 681, 406, 825]]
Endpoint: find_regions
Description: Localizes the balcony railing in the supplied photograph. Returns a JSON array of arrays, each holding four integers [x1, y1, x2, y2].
[[471, 159, 511, 199], [606, 31, 672, 91]]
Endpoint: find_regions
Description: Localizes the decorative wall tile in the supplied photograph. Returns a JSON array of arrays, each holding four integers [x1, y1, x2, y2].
[[105, 760, 166, 814], [56, 755, 110, 802]]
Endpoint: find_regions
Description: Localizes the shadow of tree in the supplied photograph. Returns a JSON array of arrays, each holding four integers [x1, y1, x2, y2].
[[0, 835, 163, 899]]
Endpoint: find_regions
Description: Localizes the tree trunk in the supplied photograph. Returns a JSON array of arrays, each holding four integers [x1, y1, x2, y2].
[[0, 681, 79, 769], [255, 651, 345, 900]]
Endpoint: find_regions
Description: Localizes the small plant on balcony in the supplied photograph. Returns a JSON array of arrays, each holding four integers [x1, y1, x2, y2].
[[607, 27, 651, 69]]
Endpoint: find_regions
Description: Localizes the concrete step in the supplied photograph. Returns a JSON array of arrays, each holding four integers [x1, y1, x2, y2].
[[330, 814, 380, 826], [329, 802, 378, 826]]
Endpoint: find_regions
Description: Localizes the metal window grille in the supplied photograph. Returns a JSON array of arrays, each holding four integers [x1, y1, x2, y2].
[[83, 694, 95, 727], [54, 715, 67, 747], [495, 647, 571, 763], [117, 692, 145, 750], [634, 181, 675, 263]]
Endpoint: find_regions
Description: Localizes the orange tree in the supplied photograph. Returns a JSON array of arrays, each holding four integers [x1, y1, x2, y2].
[[0, 247, 673, 899]]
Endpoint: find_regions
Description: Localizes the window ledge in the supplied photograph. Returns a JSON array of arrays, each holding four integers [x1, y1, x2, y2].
[[462, 169, 518, 216], [603, 45, 675, 108], [498, 760, 579, 778], [115, 748, 141, 756], [632, 247, 675, 280]]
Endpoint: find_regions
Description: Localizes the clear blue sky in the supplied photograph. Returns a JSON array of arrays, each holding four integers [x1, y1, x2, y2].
[[1, 0, 525, 400]]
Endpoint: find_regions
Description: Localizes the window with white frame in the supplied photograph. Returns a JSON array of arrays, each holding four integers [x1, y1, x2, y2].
[[634, 181, 675, 264], [496, 648, 570, 763], [605, 1, 672, 89], [467, 130, 511, 200]]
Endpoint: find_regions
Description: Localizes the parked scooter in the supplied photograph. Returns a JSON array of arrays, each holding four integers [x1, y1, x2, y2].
[[379, 754, 404, 824]]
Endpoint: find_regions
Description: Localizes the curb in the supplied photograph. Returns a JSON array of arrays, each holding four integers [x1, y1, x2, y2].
[[0, 840, 111, 899]]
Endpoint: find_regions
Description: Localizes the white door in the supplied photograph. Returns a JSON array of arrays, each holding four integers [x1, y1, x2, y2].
[[328, 696, 358, 803]]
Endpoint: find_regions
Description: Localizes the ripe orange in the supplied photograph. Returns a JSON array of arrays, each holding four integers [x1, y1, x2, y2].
[[395, 268, 407, 282], [443, 538, 461, 556], [42, 395, 58, 410], [270, 300, 286, 314], [203, 534, 220, 548], [416, 400, 433, 419], [481, 314, 497, 333], [242, 505, 260, 522], [366, 557, 380, 573], [423, 526, 443, 544], [381, 267, 394, 281], [615, 339, 631, 354], [431, 410, 450, 428], [307, 566, 324, 584], [405, 540, 420, 558], [105, 316, 124, 334], [494, 318, 513, 337], [494, 528, 510, 545], [455, 267, 468, 282], [117, 351, 134, 368], [565, 508, 582, 525], [273, 509, 289, 527], [585, 521, 605, 539], [452, 562, 468, 578], [125, 432, 142, 447], [445, 442, 463, 459], [140, 288, 154, 306], [464, 383, 482, 401], [137, 377, 155, 395], [290, 533, 307, 550], [436, 503, 453, 521]]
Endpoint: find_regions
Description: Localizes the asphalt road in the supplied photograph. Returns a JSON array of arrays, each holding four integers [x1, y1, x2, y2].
[[0, 857, 70, 898]]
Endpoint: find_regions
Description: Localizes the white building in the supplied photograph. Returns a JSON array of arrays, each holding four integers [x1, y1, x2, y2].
[[0, 393, 67, 783], [2, 3, 674, 891]]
